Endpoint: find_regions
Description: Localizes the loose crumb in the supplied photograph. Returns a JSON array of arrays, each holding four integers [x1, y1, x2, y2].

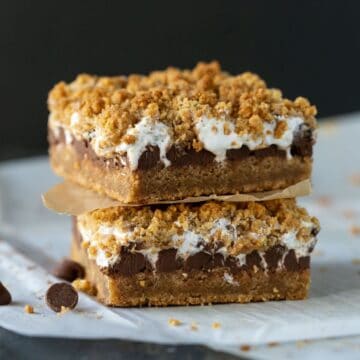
[[139, 280, 146, 287], [316, 196, 332, 207], [296, 340, 310, 348], [212, 322, 221, 329], [312, 250, 324, 256], [319, 266, 328, 272], [57, 306, 71, 315], [343, 210, 356, 219], [350, 226, 360, 236], [190, 322, 198, 331], [72, 279, 97, 296], [349, 173, 360, 186], [267, 342, 279, 347], [240, 344, 251, 352], [168, 318, 181, 326], [24, 305, 34, 314], [320, 121, 338, 135], [352, 259, 360, 265]]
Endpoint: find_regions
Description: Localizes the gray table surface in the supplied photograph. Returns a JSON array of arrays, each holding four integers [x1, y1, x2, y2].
[[0, 327, 242, 360]]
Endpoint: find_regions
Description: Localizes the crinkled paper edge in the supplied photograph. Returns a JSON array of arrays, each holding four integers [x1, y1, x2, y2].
[[42, 179, 311, 215]]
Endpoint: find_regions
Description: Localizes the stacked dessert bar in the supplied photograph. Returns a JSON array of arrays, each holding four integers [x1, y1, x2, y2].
[[47, 61, 320, 306]]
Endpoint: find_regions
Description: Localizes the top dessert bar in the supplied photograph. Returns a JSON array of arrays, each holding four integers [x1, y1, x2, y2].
[[48, 61, 317, 203]]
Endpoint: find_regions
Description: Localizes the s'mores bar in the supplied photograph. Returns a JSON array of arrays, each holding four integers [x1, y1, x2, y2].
[[71, 199, 320, 306], [48, 62, 317, 204]]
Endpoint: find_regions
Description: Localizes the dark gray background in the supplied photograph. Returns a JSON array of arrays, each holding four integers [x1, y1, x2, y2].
[[1, 0, 360, 160]]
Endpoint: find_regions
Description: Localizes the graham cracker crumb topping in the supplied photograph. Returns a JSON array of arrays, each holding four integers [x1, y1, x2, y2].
[[78, 199, 320, 260], [48, 61, 317, 152]]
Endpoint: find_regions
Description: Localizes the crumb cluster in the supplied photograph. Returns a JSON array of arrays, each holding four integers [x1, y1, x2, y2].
[[72, 279, 97, 296], [48, 61, 317, 151], [24, 304, 34, 314], [212, 322, 221, 329], [168, 318, 181, 326], [78, 199, 320, 260]]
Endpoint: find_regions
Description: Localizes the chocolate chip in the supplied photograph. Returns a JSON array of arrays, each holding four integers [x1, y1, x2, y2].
[[0, 282, 11, 305], [46, 283, 78, 312], [52, 259, 85, 282]]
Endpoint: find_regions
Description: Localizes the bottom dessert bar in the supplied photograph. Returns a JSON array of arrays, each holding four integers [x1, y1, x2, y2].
[[71, 200, 320, 307]]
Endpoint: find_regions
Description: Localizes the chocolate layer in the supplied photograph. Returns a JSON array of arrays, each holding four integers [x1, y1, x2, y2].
[[49, 125, 313, 171], [73, 219, 312, 277]]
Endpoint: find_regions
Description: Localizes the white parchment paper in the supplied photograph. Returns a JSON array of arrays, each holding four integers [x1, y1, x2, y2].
[[1, 115, 360, 357]]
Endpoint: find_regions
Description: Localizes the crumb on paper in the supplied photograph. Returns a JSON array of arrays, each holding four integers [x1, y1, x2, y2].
[[57, 306, 71, 316], [296, 340, 310, 348], [72, 279, 97, 296], [168, 318, 181, 326], [350, 225, 360, 236], [24, 305, 34, 314], [316, 196, 332, 207], [352, 258, 360, 265], [212, 322, 221, 329], [240, 344, 251, 352], [319, 266, 328, 272], [343, 210, 356, 219], [190, 322, 198, 331], [312, 250, 324, 257], [319, 121, 338, 135], [349, 173, 360, 186], [267, 342, 279, 347]]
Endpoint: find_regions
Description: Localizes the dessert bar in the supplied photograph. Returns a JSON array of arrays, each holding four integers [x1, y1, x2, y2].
[[48, 62, 317, 203], [71, 199, 320, 306]]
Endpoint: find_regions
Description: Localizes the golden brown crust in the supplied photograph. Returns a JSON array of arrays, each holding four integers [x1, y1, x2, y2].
[[77, 199, 320, 260], [48, 61, 317, 150]]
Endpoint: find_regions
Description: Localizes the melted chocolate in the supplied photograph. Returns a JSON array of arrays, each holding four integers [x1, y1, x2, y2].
[[49, 125, 313, 171], [72, 219, 311, 277]]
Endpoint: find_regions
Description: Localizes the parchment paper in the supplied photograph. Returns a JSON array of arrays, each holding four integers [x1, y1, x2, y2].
[[42, 179, 311, 215], [1, 117, 360, 358]]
